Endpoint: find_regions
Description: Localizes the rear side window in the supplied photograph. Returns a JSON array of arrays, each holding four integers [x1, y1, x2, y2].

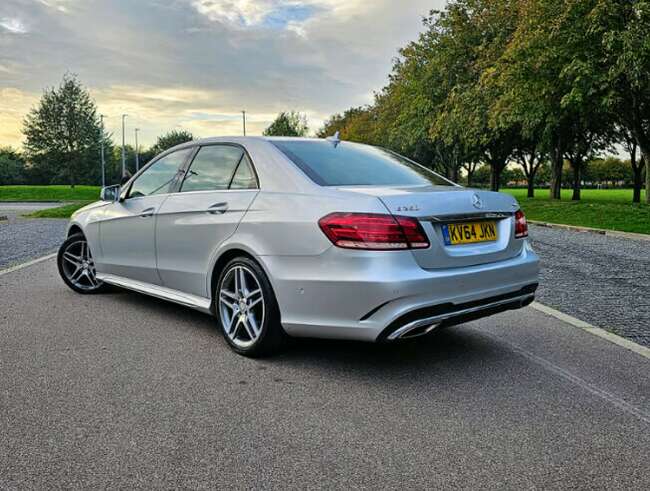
[[128, 148, 192, 198], [230, 155, 257, 190], [271, 140, 453, 187], [181, 145, 245, 192]]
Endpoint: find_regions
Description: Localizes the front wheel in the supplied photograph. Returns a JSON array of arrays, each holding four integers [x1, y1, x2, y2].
[[216, 257, 286, 357], [57, 233, 107, 294]]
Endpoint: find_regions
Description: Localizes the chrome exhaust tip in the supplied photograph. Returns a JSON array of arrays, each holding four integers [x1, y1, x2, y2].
[[388, 321, 442, 341]]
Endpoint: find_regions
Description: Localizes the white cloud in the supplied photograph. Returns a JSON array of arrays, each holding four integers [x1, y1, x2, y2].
[[0, 17, 28, 34]]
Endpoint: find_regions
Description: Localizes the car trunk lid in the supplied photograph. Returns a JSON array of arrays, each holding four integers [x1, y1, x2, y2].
[[337, 185, 523, 269]]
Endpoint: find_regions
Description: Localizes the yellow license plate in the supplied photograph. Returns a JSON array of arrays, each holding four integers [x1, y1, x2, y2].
[[442, 221, 497, 245]]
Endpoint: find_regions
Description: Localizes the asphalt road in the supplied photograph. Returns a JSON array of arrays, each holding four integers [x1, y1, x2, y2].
[[0, 260, 648, 489]]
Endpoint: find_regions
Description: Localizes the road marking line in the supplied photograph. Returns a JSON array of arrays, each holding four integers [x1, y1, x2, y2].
[[532, 302, 650, 360], [481, 332, 650, 425], [0, 253, 57, 277]]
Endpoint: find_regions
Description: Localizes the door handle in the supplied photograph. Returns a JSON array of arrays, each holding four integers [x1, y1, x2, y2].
[[140, 207, 155, 218], [207, 202, 229, 215]]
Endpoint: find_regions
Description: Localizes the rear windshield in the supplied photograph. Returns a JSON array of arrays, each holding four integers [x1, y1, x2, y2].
[[271, 140, 454, 187]]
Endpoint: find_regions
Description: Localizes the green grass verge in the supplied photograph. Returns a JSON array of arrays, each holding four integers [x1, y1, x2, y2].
[[26, 201, 93, 219], [502, 189, 650, 235], [0, 185, 101, 202], [503, 188, 646, 203]]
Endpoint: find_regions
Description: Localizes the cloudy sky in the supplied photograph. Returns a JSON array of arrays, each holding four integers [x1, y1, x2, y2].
[[0, 0, 444, 148]]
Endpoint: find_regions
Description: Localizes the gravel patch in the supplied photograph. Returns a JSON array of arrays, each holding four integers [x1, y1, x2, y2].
[[0, 203, 67, 269], [529, 224, 650, 347]]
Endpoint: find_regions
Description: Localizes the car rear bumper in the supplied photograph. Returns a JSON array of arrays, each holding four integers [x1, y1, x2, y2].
[[260, 241, 540, 342]]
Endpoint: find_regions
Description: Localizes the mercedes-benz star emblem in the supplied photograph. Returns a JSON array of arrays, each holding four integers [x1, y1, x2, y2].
[[472, 193, 483, 209]]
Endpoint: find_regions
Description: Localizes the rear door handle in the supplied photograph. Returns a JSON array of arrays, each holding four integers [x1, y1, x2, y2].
[[207, 202, 229, 215], [140, 207, 156, 218]]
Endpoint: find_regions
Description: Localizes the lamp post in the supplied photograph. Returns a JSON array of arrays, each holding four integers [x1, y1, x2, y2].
[[100, 114, 106, 187], [134, 128, 140, 172], [242, 110, 246, 136], [121, 114, 128, 178]]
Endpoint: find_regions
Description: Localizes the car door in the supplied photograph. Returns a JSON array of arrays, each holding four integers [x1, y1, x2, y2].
[[98, 147, 193, 284], [156, 144, 259, 297]]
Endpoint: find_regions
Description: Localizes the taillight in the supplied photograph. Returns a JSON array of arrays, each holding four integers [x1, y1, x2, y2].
[[515, 209, 528, 239], [319, 212, 430, 250]]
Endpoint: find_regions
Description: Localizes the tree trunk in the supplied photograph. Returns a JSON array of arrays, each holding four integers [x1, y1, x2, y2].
[[645, 152, 650, 205], [490, 162, 503, 192], [527, 175, 535, 198], [550, 144, 563, 200], [466, 170, 474, 188], [632, 165, 642, 203], [571, 163, 581, 201]]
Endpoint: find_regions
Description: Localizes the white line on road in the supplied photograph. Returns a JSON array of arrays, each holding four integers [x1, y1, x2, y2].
[[0, 253, 57, 277], [531, 302, 650, 361], [481, 331, 650, 425]]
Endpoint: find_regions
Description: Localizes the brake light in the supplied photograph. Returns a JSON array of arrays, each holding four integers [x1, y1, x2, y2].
[[319, 212, 430, 250], [515, 210, 528, 239]]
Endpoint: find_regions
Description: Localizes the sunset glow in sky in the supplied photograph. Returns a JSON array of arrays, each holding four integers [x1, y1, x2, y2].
[[0, 0, 443, 148]]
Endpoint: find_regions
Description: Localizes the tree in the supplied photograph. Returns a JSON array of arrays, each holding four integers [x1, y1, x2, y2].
[[263, 112, 309, 137], [513, 140, 544, 198], [0, 147, 26, 185], [491, 0, 611, 200], [22, 74, 103, 187], [619, 128, 647, 203], [149, 129, 194, 156], [588, 0, 650, 203]]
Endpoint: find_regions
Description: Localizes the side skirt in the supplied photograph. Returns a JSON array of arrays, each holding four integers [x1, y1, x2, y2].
[[96, 273, 213, 314]]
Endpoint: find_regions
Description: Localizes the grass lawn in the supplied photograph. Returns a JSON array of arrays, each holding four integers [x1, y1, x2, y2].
[[502, 188, 650, 235], [0, 185, 101, 202], [26, 201, 93, 219]]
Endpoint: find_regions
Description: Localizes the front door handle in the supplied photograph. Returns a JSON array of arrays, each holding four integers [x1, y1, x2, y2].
[[207, 202, 229, 215], [140, 207, 155, 218]]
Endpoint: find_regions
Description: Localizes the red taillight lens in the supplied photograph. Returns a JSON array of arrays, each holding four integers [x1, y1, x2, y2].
[[515, 209, 528, 239], [319, 212, 430, 250]]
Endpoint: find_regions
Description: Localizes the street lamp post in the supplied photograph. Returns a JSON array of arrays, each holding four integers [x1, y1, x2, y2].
[[121, 114, 128, 178], [100, 114, 106, 188], [134, 128, 140, 172], [242, 110, 246, 136]]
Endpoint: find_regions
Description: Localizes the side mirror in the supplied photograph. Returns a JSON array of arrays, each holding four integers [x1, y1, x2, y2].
[[100, 185, 121, 202], [120, 171, 132, 186]]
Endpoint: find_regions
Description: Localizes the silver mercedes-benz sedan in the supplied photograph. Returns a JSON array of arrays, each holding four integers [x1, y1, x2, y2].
[[58, 136, 539, 356]]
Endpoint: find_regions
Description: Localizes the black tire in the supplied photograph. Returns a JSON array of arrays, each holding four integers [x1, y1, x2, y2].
[[215, 256, 286, 357], [57, 233, 107, 294]]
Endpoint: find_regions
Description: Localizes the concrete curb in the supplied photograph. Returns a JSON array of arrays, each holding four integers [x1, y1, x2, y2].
[[529, 220, 650, 241], [531, 302, 650, 361]]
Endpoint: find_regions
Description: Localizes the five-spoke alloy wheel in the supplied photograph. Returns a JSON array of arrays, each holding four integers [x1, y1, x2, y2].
[[57, 233, 106, 294], [216, 257, 285, 357]]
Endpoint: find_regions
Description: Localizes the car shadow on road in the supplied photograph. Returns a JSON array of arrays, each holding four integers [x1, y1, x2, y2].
[[107, 287, 507, 379]]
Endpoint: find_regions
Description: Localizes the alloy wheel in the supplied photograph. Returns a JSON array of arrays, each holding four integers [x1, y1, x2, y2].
[[218, 265, 266, 349], [60, 239, 102, 291]]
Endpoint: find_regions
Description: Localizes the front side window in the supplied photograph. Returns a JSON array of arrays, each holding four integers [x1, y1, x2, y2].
[[181, 145, 246, 192], [128, 148, 192, 198], [271, 140, 454, 187]]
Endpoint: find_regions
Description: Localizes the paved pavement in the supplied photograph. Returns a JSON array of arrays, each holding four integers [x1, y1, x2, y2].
[[529, 225, 650, 347], [0, 260, 648, 489], [0, 202, 67, 269]]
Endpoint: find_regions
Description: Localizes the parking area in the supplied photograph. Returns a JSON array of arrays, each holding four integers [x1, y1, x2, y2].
[[0, 259, 648, 488], [0, 202, 67, 269]]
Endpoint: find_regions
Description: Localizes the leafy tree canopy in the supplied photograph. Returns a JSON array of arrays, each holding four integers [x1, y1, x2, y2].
[[149, 129, 194, 156], [22, 73, 103, 186], [263, 112, 309, 137]]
